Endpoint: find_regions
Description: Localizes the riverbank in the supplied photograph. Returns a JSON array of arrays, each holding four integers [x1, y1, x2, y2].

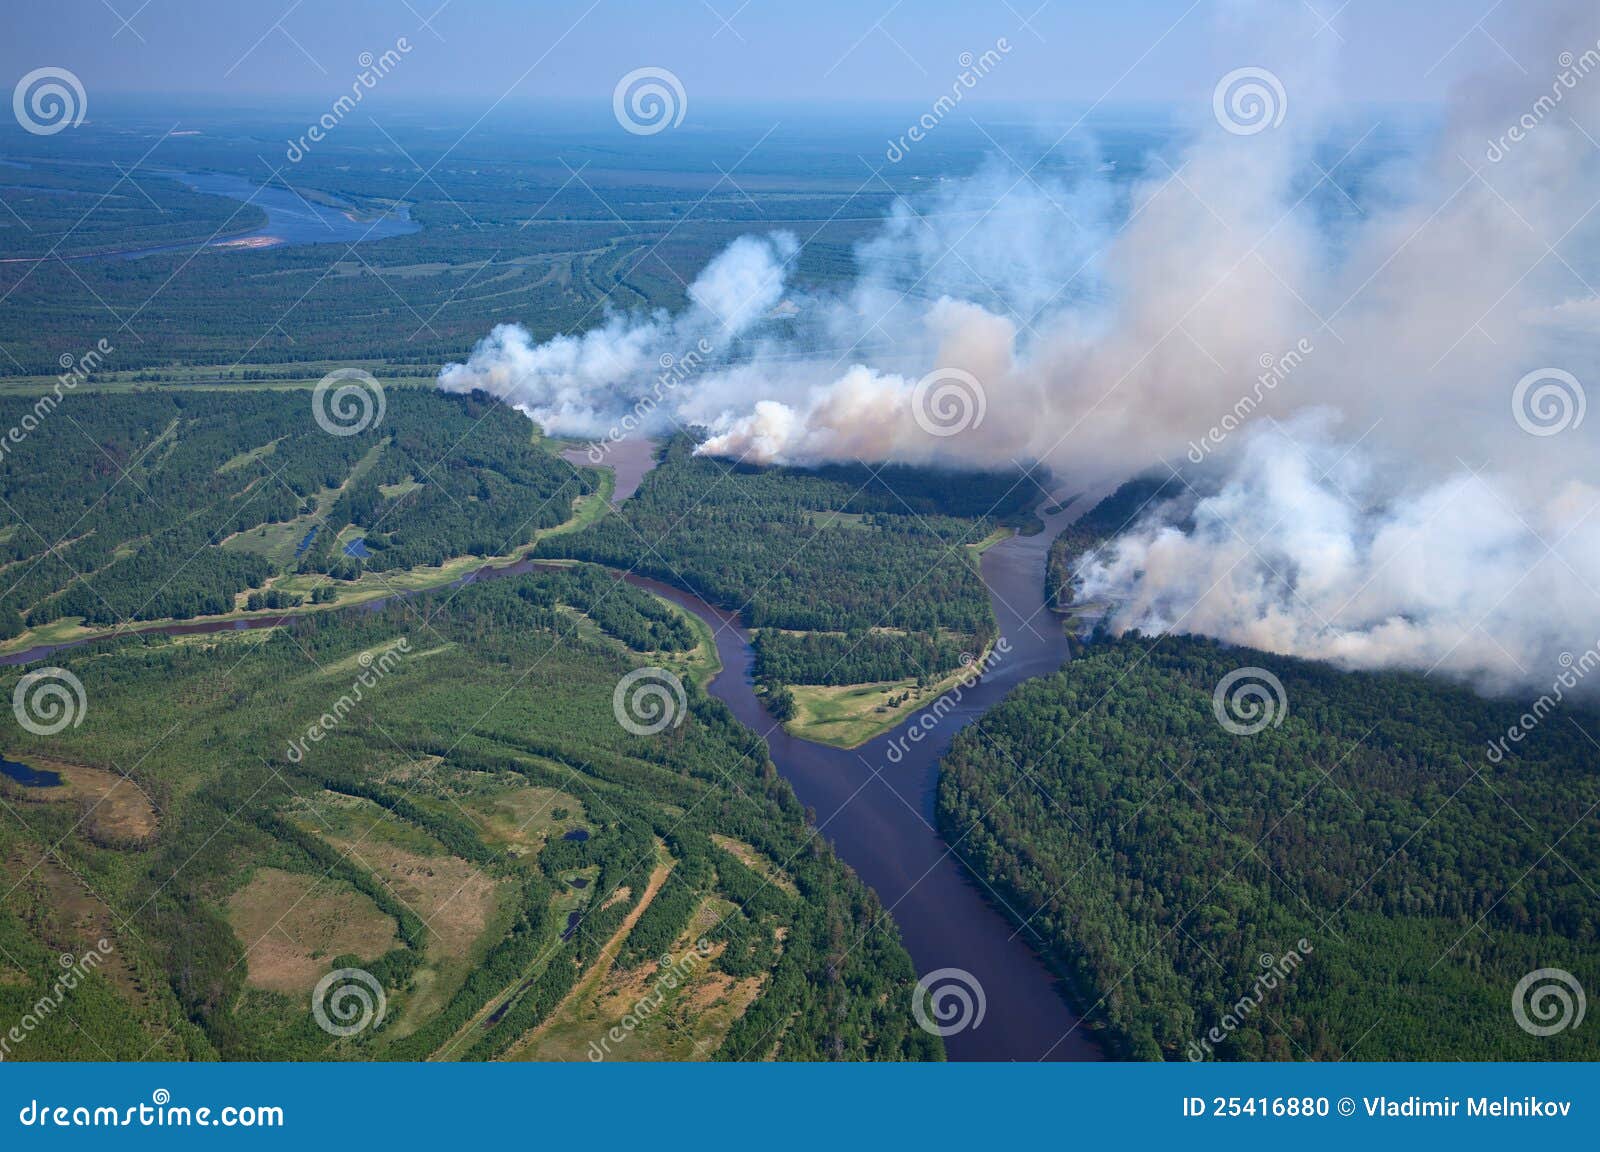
[[0, 448, 1108, 1060], [758, 525, 1020, 749], [638, 496, 1108, 1061], [780, 633, 1000, 749]]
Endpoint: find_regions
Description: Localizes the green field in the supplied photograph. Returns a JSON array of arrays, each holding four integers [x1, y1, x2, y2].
[[0, 567, 938, 1062]]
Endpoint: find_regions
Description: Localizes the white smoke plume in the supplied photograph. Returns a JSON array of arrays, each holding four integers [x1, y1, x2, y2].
[[438, 232, 796, 436], [1075, 413, 1600, 693], [439, 1, 1600, 691], [1066, 1, 1600, 693]]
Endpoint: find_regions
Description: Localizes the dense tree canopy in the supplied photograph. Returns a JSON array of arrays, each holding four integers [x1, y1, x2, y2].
[[0, 390, 589, 628], [938, 632, 1600, 1061], [542, 436, 1030, 688]]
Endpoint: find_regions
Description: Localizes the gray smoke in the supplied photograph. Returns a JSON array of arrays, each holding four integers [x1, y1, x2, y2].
[[439, 1, 1600, 691], [1070, 2, 1600, 693]]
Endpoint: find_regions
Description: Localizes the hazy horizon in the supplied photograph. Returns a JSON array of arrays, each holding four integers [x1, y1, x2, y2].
[[3, 0, 1515, 110]]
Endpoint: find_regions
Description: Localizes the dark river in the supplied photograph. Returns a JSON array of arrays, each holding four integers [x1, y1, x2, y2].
[[629, 500, 1104, 1061], [0, 474, 1104, 1061]]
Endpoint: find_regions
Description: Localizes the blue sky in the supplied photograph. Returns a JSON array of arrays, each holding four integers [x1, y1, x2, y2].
[[3, 0, 1523, 113]]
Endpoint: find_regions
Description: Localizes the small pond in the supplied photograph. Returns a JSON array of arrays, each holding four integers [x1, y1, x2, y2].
[[0, 755, 63, 788]]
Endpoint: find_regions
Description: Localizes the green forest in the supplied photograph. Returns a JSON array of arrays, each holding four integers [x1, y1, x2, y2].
[[0, 389, 588, 635], [937, 631, 1600, 1061], [540, 435, 1030, 691], [752, 627, 977, 688], [0, 128, 895, 378], [4, 117, 1596, 1071], [0, 566, 938, 1061]]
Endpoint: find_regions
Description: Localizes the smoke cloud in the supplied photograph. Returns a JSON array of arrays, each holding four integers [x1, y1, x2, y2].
[[438, 1, 1600, 692], [438, 232, 796, 436], [1075, 413, 1600, 693]]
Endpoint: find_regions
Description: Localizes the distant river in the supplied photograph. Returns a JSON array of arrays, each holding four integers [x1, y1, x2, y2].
[[64, 170, 418, 261]]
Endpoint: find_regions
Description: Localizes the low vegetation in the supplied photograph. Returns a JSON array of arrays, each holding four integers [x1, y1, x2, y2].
[[0, 566, 938, 1061]]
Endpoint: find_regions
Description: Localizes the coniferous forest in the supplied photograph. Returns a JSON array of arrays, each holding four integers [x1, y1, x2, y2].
[[937, 631, 1600, 1061]]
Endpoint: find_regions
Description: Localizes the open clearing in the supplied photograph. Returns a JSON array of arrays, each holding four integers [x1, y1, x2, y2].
[[227, 867, 399, 994], [712, 834, 797, 896], [504, 841, 672, 1061], [11, 758, 159, 843], [533, 894, 766, 1062], [784, 639, 994, 749], [459, 783, 587, 855], [784, 679, 924, 748], [297, 792, 501, 963]]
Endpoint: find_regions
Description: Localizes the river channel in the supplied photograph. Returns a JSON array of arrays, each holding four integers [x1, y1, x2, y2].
[[0, 450, 1103, 1060]]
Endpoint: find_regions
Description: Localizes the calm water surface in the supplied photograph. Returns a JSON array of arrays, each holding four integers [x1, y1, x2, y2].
[[560, 438, 659, 504], [0, 755, 63, 788], [49, 170, 420, 261], [631, 498, 1104, 1061]]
